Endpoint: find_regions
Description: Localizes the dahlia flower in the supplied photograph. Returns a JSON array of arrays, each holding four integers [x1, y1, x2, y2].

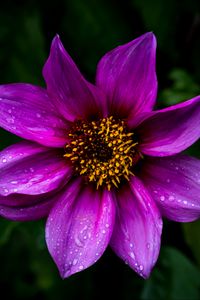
[[0, 32, 200, 279]]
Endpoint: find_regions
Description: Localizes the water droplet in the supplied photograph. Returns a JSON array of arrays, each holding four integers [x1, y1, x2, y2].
[[169, 195, 174, 201], [147, 243, 150, 249], [74, 236, 84, 247], [129, 252, 135, 259], [160, 196, 165, 201], [8, 109, 12, 114], [79, 265, 84, 270], [105, 223, 109, 228], [11, 180, 18, 184], [102, 229, 106, 234], [72, 259, 78, 266], [139, 265, 143, 271], [183, 200, 188, 205], [2, 158, 7, 163], [130, 243, 133, 248]]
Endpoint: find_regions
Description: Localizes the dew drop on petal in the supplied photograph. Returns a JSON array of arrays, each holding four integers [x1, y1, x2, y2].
[[160, 196, 165, 201], [72, 259, 78, 266], [11, 180, 18, 184], [139, 265, 144, 271], [129, 252, 135, 259]]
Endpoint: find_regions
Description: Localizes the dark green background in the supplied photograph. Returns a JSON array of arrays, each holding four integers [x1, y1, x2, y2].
[[1, 0, 200, 299]]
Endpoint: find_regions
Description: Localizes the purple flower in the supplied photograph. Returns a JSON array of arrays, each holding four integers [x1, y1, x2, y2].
[[1, 32, 200, 279]]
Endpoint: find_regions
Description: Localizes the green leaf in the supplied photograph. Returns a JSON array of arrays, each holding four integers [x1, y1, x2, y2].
[[0, 218, 19, 246], [161, 69, 200, 106], [183, 220, 200, 267], [142, 247, 200, 300]]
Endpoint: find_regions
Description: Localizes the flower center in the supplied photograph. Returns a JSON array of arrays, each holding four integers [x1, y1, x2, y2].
[[64, 116, 140, 190]]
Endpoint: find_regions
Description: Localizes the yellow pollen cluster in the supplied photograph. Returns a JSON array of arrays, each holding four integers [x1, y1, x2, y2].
[[64, 116, 139, 190]]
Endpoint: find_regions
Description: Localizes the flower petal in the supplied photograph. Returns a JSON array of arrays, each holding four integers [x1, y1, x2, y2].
[[0, 141, 72, 196], [43, 35, 106, 121], [46, 179, 115, 278], [140, 155, 200, 222], [0, 194, 56, 221], [0, 83, 69, 147], [136, 96, 200, 156], [96, 32, 157, 118], [110, 176, 162, 278]]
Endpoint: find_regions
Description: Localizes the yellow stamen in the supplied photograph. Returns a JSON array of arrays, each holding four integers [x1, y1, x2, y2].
[[64, 116, 140, 190]]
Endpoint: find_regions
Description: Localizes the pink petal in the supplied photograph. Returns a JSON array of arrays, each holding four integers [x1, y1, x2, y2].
[[45, 179, 115, 278], [136, 96, 200, 156], [110, 176, 162, 278], [96, 32, 157, 118], [0, 83, 69, 147], [43, 35, 106, 121], [0, 141, 72, 196], [140, 155, 200, 222]]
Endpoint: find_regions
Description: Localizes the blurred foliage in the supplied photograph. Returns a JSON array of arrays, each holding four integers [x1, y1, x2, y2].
[[0, 0, 200, 299], [142, 247, 200, 300]]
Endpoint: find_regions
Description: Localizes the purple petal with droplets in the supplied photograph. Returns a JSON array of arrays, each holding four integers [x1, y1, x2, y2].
[[43, 35, 106, 121], [0, 141, 72, 196], [0, 83, 69, 147], [0, 195, 56, 221], [140, 155, 200, 222], [110, 176, 162, 278], [46, 179, 115, 278], [96, 32, 157, 118], [136, 96, 200, 156]]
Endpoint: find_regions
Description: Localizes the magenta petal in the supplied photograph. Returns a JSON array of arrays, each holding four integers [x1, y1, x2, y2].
[[0, 195, 56, 221], [110, 176, 162, 278], [96, 32, 157, 118], [140, 155, 200, 222], [136, 96, 200, 156], [0, 141, 72, 196], [43, 35, 106, 121], [45, 179, 115, 278], [0, 83, 69, 147]]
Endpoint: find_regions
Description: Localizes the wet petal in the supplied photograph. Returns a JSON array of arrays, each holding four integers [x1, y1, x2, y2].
[[96, 32, 157, 118], [46, 179, 115, 278], [0, 83, 69, 147], [0, 141, 72, 196], [0, 194, 56, 221], [140, 155, 200, 222], [110, 176, 162, 278], [136, 96, 200, 156], [43, 35, 106, 121]]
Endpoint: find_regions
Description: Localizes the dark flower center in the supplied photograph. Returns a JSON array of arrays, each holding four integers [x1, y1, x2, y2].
[[64, 116, 140, 190]]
